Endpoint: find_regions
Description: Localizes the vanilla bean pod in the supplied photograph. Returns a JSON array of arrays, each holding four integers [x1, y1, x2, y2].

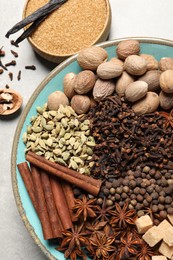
[[6, 0, 68, 41]]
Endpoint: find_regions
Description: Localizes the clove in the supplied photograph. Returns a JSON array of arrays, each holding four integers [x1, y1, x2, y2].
[[5, 60, 16, 67], [11, 50, 18, 58], [25, 65, 36, 70], [8, 72, 13, 81], [17, 70, 21, 81]]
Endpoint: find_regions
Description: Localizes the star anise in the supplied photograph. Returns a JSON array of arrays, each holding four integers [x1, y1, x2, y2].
[[72, 195, 99, 222], [88, 232, 116, 260], [118, 232, 142, 260], [85, 220, 107, 236], [57, 224, 89, 258], [109, 202, 137, 228], [159, 109, 173, 128], [136, 240, 156, 260], [95, 196, 115, 222], [67, 248, 87, 260]]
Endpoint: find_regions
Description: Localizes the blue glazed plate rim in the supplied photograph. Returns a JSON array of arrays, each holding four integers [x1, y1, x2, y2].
[[11, 37, 173, 260]]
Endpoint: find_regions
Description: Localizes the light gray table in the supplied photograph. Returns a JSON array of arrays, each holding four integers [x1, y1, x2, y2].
[[1, 0, 173, 259]]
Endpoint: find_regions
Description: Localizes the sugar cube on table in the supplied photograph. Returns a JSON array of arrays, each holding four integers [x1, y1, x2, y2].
[[152, 256, 167, 260], [158, 220, 173, 247], [135, 215, 153, 234], [159, 241, 173, 259], [142, 226, 162, 247]]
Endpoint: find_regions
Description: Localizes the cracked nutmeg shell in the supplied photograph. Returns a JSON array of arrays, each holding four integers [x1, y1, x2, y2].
[[0, 89, 23, 115]]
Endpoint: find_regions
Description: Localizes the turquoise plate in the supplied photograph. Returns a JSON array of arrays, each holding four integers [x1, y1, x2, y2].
[[11, 37, 173, 260]]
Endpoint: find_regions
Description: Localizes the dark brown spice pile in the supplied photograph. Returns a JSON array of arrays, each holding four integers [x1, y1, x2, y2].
[[80, 94, 173, 224]]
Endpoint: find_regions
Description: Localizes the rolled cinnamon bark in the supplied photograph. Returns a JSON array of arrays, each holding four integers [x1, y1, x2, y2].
[[30, 164, 53, 240], [26, 151, 102, 196], [50, 176, 73, 230], [61, 181, 75, 218], [40, 170, 63, 238], [17, 162, 37, 211]]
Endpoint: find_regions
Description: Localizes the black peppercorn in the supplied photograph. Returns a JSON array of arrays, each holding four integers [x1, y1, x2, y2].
[[167, 207, 173, 214], [136, 194, 143, 202], [103, 188, 110, 196], [159, 210, 167, 219], [165, 196, 172, 204]]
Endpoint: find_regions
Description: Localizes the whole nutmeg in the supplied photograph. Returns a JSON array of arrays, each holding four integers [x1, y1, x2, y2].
[[124, 55, 147, 76], [125, 81, 148, 102], [140, 54, 158, 70], [93, 78, 115, 101], [47, 90, 69, 110], [110, 57, 124, 67], [159, 57, 173, 71], [160, 70, 173, 93], [115, 71, 134, 96], [97, 61, 123, 80], [138, 70, 161, 92], [77, 46, 108, 70], [71, 95, 90, 114], [63, 72, 76, 99], [116, 40, 140, 60], [159, 90, 173, 110], [73, 70, 96, 94], [132, 92, 159, 115]]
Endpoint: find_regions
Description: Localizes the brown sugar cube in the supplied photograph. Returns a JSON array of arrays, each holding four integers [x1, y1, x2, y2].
[[152, 256, 167, 260], [142, 226, 163, 247], [167, 214, 173, 226], [158, 219, 173, 247], [159, 241, 173, 259], [135, 215, 153, 234]]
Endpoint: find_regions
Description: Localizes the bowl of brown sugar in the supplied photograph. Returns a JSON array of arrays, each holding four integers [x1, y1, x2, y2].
[[23, 0, 111, 63]]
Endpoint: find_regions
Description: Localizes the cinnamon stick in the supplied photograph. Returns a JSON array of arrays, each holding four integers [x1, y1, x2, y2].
[[61, 181, 75, 217], [50, 176, 73, 230], [30, 164, 53, 240], [40, 170, 63, 237], [26, 151, 102, 196], [17, 162, 37, 211]]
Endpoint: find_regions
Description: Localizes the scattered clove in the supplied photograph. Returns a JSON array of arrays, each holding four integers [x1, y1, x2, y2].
[[5, 60, 16, 67], [0, 47, 5, 57], [25, 65, 36, 70], [10, 40, 19, 47], [8, 72, 13, 81], [0, 68, 3, 74], [17, 70, 21, 81], [11, 50, 18, 58], [5, 84, 10, 89]]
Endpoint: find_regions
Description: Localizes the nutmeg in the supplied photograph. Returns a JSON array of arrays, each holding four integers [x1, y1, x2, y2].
[[110, 57, 124, 67], [132, 92, 159, 115], [160, 70, 173, 93], [138, 70, 161, 92], [116, 40, 140, 60], [0, 89, 23, 115], [115, 71, 134, 96], [63, 72, 76, 99], [159, 57, 173, 71], [77, 46, 108, 70], [159, 90, 173, 110], [124, 55, 147, 76], [97, 61, 123, 80], [47, 91, 69, 110], [93, 78, 115, 101], [125, 81, 148, 102], [73, 70, 96, 94], [71, 94, 90, 114], [140, 54, 158, 70]]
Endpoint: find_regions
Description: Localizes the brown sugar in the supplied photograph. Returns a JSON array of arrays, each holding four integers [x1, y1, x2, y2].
[[24, 0, 109, 56]]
